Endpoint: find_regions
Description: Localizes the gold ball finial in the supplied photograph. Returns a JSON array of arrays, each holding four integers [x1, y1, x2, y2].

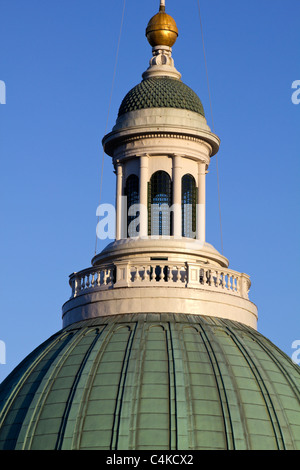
[[146, 2, 178, 48]]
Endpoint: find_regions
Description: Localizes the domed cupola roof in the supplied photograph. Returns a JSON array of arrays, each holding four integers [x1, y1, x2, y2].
[[116, 1, 204, 119], [118, 76, 205, 117], [102, 1, 222, 158]]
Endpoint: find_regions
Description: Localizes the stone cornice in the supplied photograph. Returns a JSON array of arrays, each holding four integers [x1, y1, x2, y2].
[[103, 128, 219, 157]]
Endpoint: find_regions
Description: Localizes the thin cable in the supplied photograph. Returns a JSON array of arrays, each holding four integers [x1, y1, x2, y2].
[[94, 0, 126, 256], [197, 0, 224, 254]]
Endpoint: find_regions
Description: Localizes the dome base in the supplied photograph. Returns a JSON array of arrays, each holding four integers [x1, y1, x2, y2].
[[62, 238, 257, 329]]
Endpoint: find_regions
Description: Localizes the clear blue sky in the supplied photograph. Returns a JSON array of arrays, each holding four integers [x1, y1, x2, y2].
[[0, 0, 299, 382]]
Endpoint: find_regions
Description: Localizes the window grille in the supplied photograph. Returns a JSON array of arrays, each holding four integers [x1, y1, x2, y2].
[[148, 171, 172, 236], [125, 174, 139, 238], [182, 174, 197, 238]]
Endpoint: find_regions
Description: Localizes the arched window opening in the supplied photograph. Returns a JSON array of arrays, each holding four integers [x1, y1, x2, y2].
[[148, 171, 172, 236], [125, 174, 139, 238], [182, 174, 196, 239]]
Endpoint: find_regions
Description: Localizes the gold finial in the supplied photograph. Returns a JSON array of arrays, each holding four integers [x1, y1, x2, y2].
[[146, 1, 178, 48]]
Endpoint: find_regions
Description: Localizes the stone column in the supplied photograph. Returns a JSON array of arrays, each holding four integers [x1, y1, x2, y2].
[[197, 161, 206, 244], [115, 162, 123, 240], [172, 155, 182, 239], [139, 155, 149, 238]]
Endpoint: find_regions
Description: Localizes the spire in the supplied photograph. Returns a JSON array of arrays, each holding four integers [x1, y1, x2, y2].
[[159, 0, 165, 12]]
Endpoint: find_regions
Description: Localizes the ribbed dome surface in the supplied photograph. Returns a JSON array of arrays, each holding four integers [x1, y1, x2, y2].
[[0, 314, 299, 450], [118, 77, 205, 117]]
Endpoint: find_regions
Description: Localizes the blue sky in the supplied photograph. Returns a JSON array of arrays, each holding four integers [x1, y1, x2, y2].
[[0, 0, 299, 382]]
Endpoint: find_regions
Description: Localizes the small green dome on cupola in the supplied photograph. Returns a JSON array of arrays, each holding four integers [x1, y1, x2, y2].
[[118, 76, 205, 117]]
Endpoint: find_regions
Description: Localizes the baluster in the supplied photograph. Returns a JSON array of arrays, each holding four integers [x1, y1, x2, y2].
[[81, 275, 85, 291], [203, 268, 208, 285], [167, 265, 172, 283], [221, 272, 226, 289], [108, 268, 114, 286], [106, 268, 112, 285], [216, 270, 220, 288], [101, 269, 106, 286], [91, 272, 95, 288], [234, 275, 238, 292], [159, 265, 164, 282], [96, 270, 101, 287], [177, 266, 181, 283], [174, 266, 179, 283], [212, 269, 217, 287], [136, 267, 141, 282], [71, 277, 75, 297], [75, 276, 80, 295], [227, 274, 232, 291], [182, 266, 188, 283], [105, 268, 109, 285], [236, 275, 240, 294], [143, 266, 150, 282]]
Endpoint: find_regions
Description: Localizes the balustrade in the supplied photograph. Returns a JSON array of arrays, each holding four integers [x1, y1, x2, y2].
[[69, 261, 251, 300], [70, 266, 115, 297]]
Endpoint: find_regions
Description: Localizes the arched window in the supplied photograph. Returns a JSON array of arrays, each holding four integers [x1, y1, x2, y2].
[[125, 174, 139, 237], [182, 174, 196, 239], [148, 171, 172, 236]]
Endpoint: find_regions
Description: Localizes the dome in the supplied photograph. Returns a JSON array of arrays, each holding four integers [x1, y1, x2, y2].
[[0, 313, 299, 450], [118, 77, 205, 118]]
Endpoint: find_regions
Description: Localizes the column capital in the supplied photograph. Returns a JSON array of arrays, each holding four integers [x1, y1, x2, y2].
[[115, 160, 123, 170], [136, 153, 149, 159], [198, 160, 206, 174], [171, 153, 183, 158], [172, 154, 182, 168], [139, 154, 149, 167]]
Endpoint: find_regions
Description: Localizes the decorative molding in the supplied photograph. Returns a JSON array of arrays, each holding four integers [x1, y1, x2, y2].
[[117, 131, 213, 150]]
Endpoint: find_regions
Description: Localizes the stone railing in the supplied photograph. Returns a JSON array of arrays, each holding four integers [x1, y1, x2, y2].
[[69, 261, 251, 300]]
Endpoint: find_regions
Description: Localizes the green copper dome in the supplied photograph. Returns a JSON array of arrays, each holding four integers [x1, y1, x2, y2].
[[0, 313, 299, 450], [118, 77, 205, 117]]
